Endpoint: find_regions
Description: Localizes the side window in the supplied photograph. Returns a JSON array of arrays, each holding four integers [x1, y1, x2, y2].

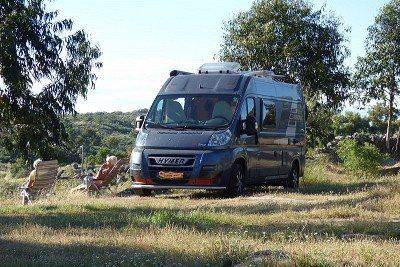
[[240, 97, 256, 120], [154, 99, 164, 123], [261, 99, 276, 129], [247, 98, 255, 118]]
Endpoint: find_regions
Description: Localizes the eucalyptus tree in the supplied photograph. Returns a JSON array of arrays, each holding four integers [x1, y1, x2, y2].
[[353, 0, 400, 150], [219, 0, 351, 145], [0, 0, 102, 160]]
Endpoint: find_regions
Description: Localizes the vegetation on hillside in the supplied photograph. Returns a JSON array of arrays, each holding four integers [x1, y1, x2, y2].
[[0, 110, 147, 168]]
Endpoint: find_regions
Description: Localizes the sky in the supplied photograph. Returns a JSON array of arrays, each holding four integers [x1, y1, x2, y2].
[[46, 0, 390, 113]]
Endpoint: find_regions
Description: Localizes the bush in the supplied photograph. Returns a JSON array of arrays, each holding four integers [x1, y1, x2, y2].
[[337, 139, 386, 175], [9, 158, 29, 179]]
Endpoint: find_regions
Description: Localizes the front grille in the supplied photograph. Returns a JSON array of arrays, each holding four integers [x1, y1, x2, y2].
[[148, 155, 196, 167], [149, 158, 195, 166], [146, 154, 196, 182]]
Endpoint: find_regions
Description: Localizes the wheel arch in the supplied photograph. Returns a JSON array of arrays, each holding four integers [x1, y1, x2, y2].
[[233, 156, 247, 180], [291, 157, 302, 177]]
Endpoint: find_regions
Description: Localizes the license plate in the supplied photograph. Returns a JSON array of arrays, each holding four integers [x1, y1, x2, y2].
[[159, 171, 184, 179]]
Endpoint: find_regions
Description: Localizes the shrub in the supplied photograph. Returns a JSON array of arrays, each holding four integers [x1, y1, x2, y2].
[[337, 139, 386, 175], [9, 158, 29, 179]]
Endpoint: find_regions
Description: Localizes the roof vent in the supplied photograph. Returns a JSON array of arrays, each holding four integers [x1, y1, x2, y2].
[[198, 62, 241, 74]]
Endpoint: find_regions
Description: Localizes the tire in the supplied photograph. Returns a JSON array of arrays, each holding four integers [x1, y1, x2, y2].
[[284, 163, 299, 191], [226, 163, 244, 197], [133, 188, 152, 197]]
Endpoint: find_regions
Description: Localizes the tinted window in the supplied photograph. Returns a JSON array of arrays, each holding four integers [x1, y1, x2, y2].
[[154, 99, 164, 123], [261, 100, 276, 129], [146, 95, 240, 129], [247, 98, 255, 118], [240, 97, 255, 120]]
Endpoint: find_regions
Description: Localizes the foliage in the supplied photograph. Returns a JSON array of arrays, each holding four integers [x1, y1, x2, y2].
[[337, 139, 386, 175], [0, 0, 102, 160], [219, 0, 351, 147], [332, 111, 371, 136], [367, 103, 399, 135], [305, 100, 335, 147], [62, 110, 147, 164], [219, 0, 350, 106], [0, 110, 147, 164], [352, 0, 400, 149], [9, 158, 29, 179]]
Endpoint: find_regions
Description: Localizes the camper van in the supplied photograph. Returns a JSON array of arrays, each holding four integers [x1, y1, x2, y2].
[[130, 62, 306, 196]]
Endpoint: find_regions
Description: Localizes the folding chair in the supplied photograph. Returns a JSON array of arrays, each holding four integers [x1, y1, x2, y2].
[[20, 160, 58, 205], [90, 158, 128, 193]]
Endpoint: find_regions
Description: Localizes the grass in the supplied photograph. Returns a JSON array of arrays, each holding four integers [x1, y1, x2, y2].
[[0, 157, 399, 266]]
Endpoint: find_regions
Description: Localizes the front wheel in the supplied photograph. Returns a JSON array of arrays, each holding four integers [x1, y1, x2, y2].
[[133, 188, 153, 197], [284, 163, 299, 191], [226, 164, 244, 197]]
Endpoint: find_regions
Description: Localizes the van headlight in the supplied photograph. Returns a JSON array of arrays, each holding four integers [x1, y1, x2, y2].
[[208, 129, 232, 147], [135, 132, 148, 147], [130, 150, 142, 165]]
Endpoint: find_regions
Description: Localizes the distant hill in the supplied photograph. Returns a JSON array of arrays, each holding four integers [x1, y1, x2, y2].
[[0, 109, 148, 164], [60, 109, 148, 164]]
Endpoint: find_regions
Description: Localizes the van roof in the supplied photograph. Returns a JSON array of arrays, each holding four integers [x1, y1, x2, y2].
[[159, 74, 245, 95], [158, 73, 302, 101]]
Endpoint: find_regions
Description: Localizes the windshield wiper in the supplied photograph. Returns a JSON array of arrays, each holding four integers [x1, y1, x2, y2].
[[145, 121, 189, 131], [145, 121, 174, 129], [183, 125, 229, 131]]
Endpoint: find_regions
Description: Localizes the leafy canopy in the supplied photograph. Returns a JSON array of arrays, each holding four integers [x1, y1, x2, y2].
[[332, 112, 370, 136], [219, 0, 350, 108], [353, 0, 400, 103], [0, 0, 102, 160], [352, 0, 400, 149]]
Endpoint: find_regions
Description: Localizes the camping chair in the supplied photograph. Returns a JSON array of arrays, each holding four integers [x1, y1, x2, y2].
[[89, 158, 128, 193], [20, 160, 58, 205]]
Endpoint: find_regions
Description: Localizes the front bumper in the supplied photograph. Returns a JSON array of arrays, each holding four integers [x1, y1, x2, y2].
[[131, 183, 226, 190], [130, 148, 233, 189]]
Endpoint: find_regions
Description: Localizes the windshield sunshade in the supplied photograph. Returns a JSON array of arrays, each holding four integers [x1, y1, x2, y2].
[[145, 95, 240, 130]]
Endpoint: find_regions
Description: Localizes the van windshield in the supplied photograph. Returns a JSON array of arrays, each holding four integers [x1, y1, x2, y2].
[[145, 95, 240, 130]]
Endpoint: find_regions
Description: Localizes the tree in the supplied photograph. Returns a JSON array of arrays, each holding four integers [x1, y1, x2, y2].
[[367, 103, 399, 135], [353, 0, 400, 150], [332, 111, 371, 136], [0, 0, 102, 160], [219, 0, 350, 108]]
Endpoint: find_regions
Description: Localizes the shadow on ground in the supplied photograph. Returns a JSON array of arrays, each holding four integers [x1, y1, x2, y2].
[[0, 238, 242, 266], [1, 203, 399, 241]]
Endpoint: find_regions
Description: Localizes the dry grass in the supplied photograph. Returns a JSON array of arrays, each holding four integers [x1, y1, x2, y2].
[[0, 158, 399, 266]]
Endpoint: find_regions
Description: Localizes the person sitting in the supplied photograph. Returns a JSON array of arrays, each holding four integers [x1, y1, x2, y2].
[[20, 159, 42, 205], [70, 155, 118, 192]]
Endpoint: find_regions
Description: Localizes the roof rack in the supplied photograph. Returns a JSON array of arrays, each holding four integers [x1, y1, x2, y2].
[[170, 70, 193, 77], [198, 62, 241, 74], [242, 70, 285, 79]]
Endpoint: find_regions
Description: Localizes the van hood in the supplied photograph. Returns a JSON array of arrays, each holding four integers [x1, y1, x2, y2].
[[138, 129, 214, 148]]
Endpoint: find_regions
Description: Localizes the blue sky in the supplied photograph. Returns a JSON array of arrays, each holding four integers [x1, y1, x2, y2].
[[46, 0, 389, 113]]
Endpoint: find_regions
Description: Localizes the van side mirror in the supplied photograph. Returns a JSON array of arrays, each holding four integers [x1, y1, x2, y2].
[[242, 116, 257, 135], [135, 115, 145, 131]]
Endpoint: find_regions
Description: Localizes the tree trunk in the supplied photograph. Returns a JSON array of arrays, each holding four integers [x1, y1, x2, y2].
[[385, 90, 395, 150], [396, 125, 400, 153]]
